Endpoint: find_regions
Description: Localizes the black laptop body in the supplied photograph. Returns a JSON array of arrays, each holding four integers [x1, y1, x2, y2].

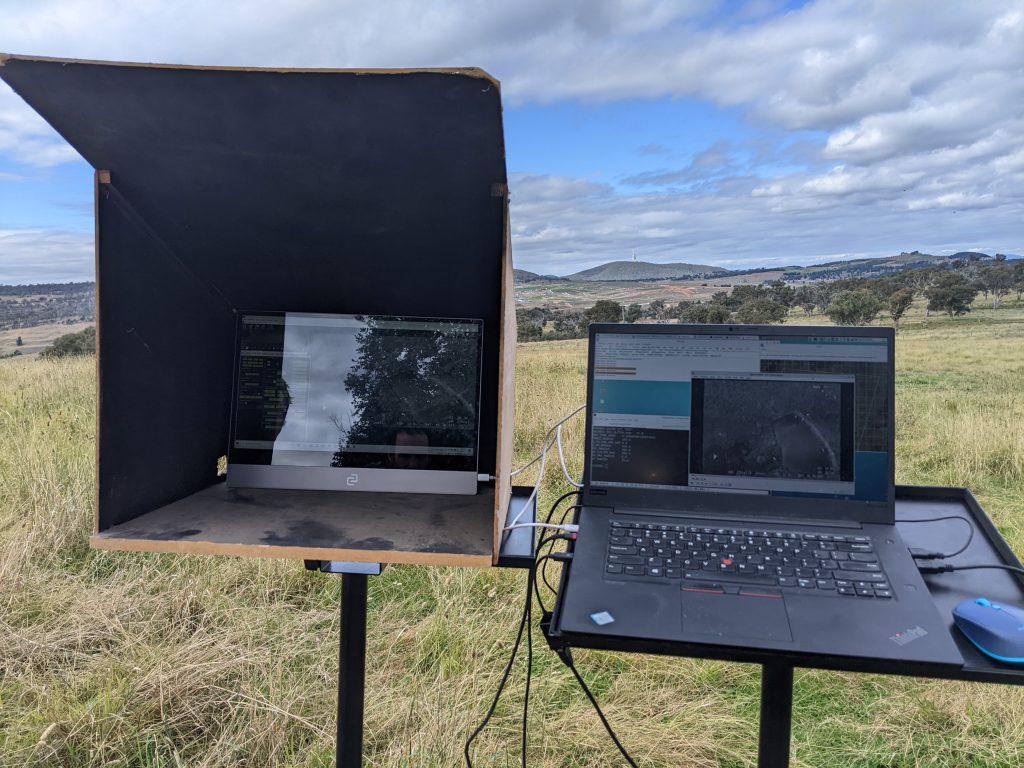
[[554, 323, 963, 669]]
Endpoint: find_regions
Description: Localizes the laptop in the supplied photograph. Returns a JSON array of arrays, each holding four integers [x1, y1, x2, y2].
[[227, 311, 484, 495], [553, 323, 964, 668]]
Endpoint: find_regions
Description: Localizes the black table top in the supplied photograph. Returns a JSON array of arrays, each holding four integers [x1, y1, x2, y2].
[[545, 485, 1024, 686]]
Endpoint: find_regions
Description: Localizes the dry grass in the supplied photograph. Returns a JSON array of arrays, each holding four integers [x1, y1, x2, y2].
[[1, 299, 1023, 766], [0, 322, 93, 358]]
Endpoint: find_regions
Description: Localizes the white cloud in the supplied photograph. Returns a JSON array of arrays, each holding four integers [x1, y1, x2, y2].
[[1, 0, 1022, 278], [508, 167, 1023, 274], [0, 229, 93, 283], [0, 90, 82, 167]]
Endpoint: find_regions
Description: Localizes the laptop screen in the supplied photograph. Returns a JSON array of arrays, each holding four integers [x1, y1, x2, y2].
[[584, 325, 894, 523], [227, 311, 483, 494]]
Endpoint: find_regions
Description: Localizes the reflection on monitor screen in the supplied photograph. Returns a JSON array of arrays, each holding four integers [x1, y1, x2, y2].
[[228, 312, 483, 495]]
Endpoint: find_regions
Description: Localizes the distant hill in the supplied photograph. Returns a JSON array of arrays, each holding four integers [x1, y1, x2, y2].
[[777, 251, 971, 281], [519, 251, 1009, 286], [566, 260, 728, 282], [513, 268, 563, 284]]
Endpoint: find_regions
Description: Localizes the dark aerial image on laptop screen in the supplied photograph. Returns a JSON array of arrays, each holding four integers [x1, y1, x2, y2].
[[690, 374, 856, 493], [230, 313, 483, 483], [589, 331, 889, 505]]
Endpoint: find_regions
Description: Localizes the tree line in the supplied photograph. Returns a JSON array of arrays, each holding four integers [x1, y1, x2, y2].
[[0, 282, 95, 331], [517, 258, 1024, 342]]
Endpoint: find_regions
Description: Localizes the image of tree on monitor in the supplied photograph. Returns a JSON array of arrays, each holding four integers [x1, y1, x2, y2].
[[693, 376, 854, 482], [332, 318, 481, 471]]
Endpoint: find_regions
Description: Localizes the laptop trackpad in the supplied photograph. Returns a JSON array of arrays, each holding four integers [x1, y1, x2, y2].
[[682, 591, 794, 642]]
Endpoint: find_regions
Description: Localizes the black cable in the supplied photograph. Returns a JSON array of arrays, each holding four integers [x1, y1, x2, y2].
[[528, 496, 579, 609], [534, 554, 572, 613], [899, 515, 975, 559], [557, 648, 639, 768], [466, 491, 586, 766], [558, 503, 581, 526], [919, 562, 1024, 577], [541, 555, 558, 597], [532, 513, 639, 767], [464, 565, 533, 767], [545, 489, 581, 524], [534, 536, 561, 611], [522, 567, 533, 768], [536, 531, 574, 603], [534, 555, 555, 613]]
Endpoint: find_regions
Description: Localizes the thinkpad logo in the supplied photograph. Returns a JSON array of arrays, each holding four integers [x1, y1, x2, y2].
[[890, 625, 928, 646]]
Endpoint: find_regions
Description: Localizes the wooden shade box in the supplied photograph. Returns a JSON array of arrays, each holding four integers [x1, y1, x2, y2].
[[1, 54, 517, 567]]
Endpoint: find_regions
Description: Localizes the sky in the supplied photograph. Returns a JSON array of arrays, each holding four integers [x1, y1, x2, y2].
[[0, 0, 1022, 283]]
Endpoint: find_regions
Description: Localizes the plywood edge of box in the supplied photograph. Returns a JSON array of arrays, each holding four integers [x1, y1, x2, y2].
[[0, 53, 499, 87], [89, 533, 492, 568], [93, 169, 106, 537], [492, 195, 516, 563]]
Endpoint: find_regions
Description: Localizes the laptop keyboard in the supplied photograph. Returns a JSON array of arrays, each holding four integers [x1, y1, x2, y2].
[[605, 520, 893, 599]]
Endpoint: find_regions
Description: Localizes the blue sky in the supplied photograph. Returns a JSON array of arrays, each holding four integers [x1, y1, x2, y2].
[[1, 0, 1023, 283]]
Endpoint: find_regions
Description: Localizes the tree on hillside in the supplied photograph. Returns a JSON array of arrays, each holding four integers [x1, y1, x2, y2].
[[516, 308, 546, 342], [710, 290, 736, 309], [517, 318, 543, 342], [767, 280, 796, 308], [925, 273, 978, 317], [793, 285, 817, 316], [1015, 262, 1024, 300], [978, 265, 1014, 308], [15, 336, 23, 346], [728, 284, 769, 310], [871, 274, 908, 298], [734, 298, 788, 324], [683, 303, 730, 324], [646, 299, 667, 320], [825, 289, 883, 326], [888, 289, 914, 331], [552, 311, 586, 339], [585, 300, 624, 324], [40, 326, 96, 359], [904, 266, 939, 297], [624, 303, 643, 323], [813, 281, 840, 312]]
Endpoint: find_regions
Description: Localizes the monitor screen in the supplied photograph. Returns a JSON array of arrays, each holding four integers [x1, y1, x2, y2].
[[228, 312, 483, 495], [586, 328, 892, 518]]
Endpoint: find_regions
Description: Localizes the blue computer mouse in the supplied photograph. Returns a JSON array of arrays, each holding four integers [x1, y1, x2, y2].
[[953, 598, 1024, 664]]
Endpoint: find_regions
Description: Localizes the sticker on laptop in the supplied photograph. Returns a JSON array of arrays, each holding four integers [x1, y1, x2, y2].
[[590, 611, 615, 626]]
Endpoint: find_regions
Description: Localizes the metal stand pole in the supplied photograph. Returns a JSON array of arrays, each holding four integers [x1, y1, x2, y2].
[[758, 662, 794, 768], [337, 573, 368, 767]]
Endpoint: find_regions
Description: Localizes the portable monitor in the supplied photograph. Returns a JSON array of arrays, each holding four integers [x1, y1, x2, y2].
[[227, 311, 484, 495]]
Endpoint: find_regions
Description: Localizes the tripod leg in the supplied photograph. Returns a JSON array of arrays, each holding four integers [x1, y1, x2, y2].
[[337, 573, 368, 767], [758, 662, 794, 768]]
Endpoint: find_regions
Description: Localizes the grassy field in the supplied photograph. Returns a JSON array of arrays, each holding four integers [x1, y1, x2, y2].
[[1, 299, 1022, 767], [0, 321, 93, 359]]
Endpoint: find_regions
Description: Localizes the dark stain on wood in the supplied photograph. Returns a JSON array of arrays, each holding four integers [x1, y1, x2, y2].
[[96, 482, 493, 559]]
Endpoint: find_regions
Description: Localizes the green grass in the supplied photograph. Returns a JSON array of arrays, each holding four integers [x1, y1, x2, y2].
[[1, 298, 1023, 766]]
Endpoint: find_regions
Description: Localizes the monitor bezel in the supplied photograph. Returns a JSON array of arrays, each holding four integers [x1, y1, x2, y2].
[[581, 323, 896, 525]]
